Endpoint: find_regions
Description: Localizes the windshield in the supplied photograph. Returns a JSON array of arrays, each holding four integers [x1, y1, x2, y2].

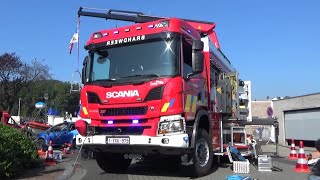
[[89, 39, 179, 82]]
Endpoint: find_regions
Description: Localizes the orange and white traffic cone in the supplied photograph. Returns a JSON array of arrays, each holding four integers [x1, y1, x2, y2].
[[289, 139, 298, 160], [294, 141, 310, 173], [44, 140, 56, 166]]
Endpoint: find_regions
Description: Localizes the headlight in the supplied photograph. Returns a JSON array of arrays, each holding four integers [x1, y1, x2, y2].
[[158, 115, 185, 135]]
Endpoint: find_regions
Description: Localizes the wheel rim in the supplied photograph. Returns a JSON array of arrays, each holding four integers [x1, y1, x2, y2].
[[37, 140, 44, 150], [195, 138, 209, 167]]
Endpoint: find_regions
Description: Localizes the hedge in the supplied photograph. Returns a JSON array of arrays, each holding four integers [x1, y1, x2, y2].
[[0, 124, 41, 178]]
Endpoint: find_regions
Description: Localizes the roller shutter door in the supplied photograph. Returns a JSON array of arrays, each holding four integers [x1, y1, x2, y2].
[[284, 108, 320, 141]]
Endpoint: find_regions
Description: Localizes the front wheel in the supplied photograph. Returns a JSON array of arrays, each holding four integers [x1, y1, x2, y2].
[[96, 153, 132, 173], [190, 129, 213, 177], [36, 139, 47, 151]]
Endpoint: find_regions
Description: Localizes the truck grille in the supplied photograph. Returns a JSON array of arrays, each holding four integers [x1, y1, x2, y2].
[[101, 119, 148, 124], [96, 126, 148, 135], [99, 107, 148, 116]]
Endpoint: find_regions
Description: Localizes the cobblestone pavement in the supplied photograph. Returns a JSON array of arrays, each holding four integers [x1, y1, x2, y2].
[[77, 142, 317, 180]]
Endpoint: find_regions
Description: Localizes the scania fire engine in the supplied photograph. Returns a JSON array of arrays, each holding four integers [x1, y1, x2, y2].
[[75, 7, 252, 177]]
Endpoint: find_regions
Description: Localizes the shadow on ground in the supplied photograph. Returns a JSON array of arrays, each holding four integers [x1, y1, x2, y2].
[[16, 165, 64, 179], [99, 156, 224, 179]]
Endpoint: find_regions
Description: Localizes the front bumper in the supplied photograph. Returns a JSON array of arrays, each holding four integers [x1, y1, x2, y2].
[[76, 133, 190, 155]]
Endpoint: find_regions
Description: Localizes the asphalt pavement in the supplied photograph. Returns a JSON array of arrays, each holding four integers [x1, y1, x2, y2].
[[17, 150, 84, 180], [17, 142, 318, 180], [73, 142, 317, 180]]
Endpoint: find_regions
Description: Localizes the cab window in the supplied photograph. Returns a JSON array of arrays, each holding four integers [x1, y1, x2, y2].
[[182, 40, 192, 78]]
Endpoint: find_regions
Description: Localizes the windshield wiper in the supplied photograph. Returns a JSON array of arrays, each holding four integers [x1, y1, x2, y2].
[[120, 74, 160, 79]]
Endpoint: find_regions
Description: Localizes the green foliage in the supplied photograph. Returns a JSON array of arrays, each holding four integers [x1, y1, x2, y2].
[[0, 52, 80, 118], [0, 52, 52, 113], [0, 124, 41, 178], [17, 80, 80, 118]]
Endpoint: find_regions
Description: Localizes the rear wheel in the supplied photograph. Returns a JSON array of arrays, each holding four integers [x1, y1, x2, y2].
[[190, 129, 213, 177], [96, 152, 132, 173]]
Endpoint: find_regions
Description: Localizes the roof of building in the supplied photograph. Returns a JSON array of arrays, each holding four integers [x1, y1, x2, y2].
[[272, 92, 320, 101]]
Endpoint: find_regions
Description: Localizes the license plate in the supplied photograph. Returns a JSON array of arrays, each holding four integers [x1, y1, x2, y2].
[[106, 137, 130, 144]]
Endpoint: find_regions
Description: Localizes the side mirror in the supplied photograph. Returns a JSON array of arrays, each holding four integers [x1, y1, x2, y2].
[[191, 51, 204, 74], [82, 56, 89, 84], [192, 40, 204, 51], [187, 40, 204, 78]]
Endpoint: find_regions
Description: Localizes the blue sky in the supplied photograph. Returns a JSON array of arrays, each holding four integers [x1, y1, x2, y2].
[[0, 0, 319, 100]]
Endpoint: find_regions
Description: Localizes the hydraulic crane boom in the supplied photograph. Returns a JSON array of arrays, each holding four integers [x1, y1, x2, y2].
[[78, 7, 221, 49]]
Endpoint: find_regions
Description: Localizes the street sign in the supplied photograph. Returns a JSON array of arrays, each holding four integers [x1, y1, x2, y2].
[[267, 106, 273, 118], [35, 102, 46, 109]]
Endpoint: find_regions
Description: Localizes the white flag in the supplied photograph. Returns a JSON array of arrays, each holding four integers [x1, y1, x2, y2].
[[69, 33, 78, 54], [70, 32, 78, 44]]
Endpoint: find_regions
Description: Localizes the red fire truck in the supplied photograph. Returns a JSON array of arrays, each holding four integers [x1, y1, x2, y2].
[[75, 7, 251, 176]]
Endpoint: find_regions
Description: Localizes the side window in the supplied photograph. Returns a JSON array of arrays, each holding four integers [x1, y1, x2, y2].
[[60, 124, 68, 131], [183, 40, 192, 78], [51, 123, 68, 132]]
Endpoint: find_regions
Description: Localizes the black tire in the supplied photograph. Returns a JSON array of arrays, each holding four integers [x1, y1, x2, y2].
[[36, 139, 47, 151], [80, 148, 91, 160], [190, 129, 213, 177], [96, 152, 132, 173], [80, 147, 94, 160]]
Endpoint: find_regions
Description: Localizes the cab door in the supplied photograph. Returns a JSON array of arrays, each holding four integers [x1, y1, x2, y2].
[[181, 37, 205, 121]]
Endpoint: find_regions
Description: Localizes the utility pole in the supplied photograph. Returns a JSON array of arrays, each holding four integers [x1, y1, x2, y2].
[[273, 117, 280, 157], [18, 98, 22, 117]]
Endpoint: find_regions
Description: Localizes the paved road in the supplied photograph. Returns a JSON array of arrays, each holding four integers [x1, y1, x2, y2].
[[74, 143, 316, 180]]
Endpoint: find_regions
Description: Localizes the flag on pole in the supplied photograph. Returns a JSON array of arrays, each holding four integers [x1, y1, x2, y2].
[[69, 32, 78, 54]]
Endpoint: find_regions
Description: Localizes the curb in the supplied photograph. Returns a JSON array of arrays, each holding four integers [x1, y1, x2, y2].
[[56, 162, 87, 180], [70, 165, 87, 180], [56, 163, 74, 180]]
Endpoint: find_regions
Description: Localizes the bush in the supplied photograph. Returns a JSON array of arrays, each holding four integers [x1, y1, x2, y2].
[[0, 124, 41, 178]]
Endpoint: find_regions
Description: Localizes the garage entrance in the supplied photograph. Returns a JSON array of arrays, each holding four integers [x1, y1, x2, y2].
[[284, 108, 320, 141]]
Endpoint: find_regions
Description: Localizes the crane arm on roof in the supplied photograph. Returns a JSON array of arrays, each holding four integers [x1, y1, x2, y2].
[[78, 7, 221, 49]]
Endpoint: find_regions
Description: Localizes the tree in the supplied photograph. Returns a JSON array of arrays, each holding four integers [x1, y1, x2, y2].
[[0, 53, 51, 113], [17, 80, 80, 118]]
